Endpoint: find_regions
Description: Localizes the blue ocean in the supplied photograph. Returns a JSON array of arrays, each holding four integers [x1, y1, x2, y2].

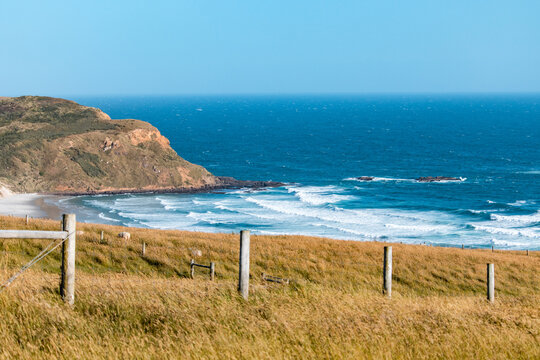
[[52, 95, 539, 250]]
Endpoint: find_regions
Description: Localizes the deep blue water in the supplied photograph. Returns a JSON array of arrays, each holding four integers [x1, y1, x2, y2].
[[54, 95, 539, 249]]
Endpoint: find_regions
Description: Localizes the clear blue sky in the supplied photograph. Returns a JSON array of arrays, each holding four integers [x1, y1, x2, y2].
[[1, 1, 539, 96]]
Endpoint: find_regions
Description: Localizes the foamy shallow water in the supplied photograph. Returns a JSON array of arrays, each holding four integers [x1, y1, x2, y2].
[[46, 181, 540, 250]]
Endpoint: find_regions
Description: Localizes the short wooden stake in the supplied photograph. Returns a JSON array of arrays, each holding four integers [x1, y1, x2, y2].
[[238, 230, 250, 300], [491, 245, 494, 253], [526, 249, 529, 256], [210, 262, 215, 281], [141, 241, 146, 256], [100, 231, 104, 243], [60, 214, 76, 305], [383, 246, 392, 297], [462, 244, 464, 250], [25, 215, 29, 225], [190, 259, 195, 279], [487, 263, 495, 303]]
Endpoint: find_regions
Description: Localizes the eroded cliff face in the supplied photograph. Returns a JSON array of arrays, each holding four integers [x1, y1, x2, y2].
[[0, 96, 220, 194]]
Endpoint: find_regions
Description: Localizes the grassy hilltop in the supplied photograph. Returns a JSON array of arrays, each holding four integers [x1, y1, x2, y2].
[[0, 96, 218, 194], [0, 215, 538, 359]]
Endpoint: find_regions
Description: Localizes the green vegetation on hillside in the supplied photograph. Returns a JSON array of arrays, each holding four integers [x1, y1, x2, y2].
[[0, 96, 218, 193]]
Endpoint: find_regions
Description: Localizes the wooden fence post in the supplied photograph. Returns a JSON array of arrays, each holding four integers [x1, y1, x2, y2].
[[100, 231, 104, 243], [487, 263, 494, 303], [383, 246, 392, 297], [60, 214, 76, 305], [141, 241, 146, 257], [190, 259, 195, 279], [210, 262, 215, 281], [238, 230, 250, 300], [25, 215, 29, 225]]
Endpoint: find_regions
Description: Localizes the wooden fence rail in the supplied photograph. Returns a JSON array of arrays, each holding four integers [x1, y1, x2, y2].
[[0, 214, 76, 305], [190, 259, 215, 281], [0, 230, 68, 239]]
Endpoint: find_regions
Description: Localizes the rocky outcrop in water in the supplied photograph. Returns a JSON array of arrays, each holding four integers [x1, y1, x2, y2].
[[416, 176, 462, 182]]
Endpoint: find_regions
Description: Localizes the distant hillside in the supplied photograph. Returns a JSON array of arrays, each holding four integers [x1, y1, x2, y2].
[[0, 96, 221, 194]]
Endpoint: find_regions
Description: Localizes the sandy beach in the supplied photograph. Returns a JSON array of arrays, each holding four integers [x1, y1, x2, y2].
[[0, 193, 63, 220]]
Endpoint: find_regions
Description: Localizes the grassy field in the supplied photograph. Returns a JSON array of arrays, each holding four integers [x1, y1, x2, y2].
[[0, 215, 538, 359]]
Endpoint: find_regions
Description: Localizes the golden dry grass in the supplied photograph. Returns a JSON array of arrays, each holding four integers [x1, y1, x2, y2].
[[0, 215, 539, 359]]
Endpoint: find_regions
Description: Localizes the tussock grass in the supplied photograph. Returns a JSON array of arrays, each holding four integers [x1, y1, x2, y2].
[[0, 215, 539, 359]]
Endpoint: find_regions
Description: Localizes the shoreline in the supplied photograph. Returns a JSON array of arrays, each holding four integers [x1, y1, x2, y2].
[[0, 193, 63, 220], [0, 201, 536, 252]]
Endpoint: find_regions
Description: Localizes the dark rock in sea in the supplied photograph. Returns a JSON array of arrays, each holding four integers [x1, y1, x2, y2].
[[416, 176, 461, 182], [216, 177, 284, 189], [357, 176, 374, 181]]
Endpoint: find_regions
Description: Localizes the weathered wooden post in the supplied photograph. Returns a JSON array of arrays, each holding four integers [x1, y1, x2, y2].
[[60, 214, 76, 305], [526, 249, 529, 256], [190, 259, 195, 278], [383, 246, 392, 297], [238, 230, 250, 300], [461, 244, 464, 250], [487, 263, 494, 303], [25, 215, 29, 225], [491, 245, 494, 253], [100, 231, 104, 243], [141, 241, 146, 256], [210, 262, 215, 281]]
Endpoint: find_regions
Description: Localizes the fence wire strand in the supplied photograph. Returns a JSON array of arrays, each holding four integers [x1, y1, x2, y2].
[[0, 231, 74, 293]]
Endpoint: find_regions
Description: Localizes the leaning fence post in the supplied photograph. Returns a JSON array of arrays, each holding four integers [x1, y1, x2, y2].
[[210, 262, 215, 281], [383, 246, 392, 297], [60, 214, 76, 305], [238, 230, 250, 300], [487, 263, 495, 303]]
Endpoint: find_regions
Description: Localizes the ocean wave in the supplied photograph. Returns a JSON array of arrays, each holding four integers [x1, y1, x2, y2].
[[98, 212, 121, 222], [287, 185, 354, 205], [245, 196, 460, 239], [491, 238, 533, 248], [312, 223, 387, 239], [467, 209, 491, 214], [508, 200, 536, 207], [490, 211, 540, 225], [187, 211, 251, 225], [383, 223, 454, 233], [470, 224, 540, 239]]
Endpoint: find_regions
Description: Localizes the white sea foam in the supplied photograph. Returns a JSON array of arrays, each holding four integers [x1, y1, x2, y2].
[[508, 200, 536, 207], [467, 209, 490, 214], [312, 223, 385, 239], [344, 176, 414, 182], [384, 223, 454, 233], [490, 211, 540, 225], [287, 185, 354, 205], [98, 212, 121, 222], [491, 238, 532, 248], [470, 224, 540, 239]]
